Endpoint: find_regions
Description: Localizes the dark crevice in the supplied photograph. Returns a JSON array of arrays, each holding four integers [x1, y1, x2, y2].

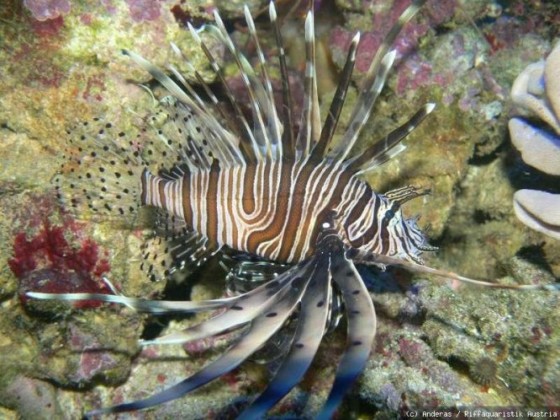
[[504, 150, 560, 194], [516, 244, 553, 273], [140, 255, 223, 341]]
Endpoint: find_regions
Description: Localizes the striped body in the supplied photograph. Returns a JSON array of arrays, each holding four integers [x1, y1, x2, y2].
[[141, 158, 425, 264]]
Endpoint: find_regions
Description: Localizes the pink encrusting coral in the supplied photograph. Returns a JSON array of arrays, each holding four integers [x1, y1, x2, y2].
[[23, 0, 71, 21], [328, 0, 457, 89], [125, 0, 162, 22], [9, 198, 111, 309], [69, 324, 120, 382]]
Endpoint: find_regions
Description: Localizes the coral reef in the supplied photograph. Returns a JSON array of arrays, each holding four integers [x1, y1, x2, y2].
[[509, 42, 560, 240], [0, 0, 558, 417], [23, 0, 70, 22]]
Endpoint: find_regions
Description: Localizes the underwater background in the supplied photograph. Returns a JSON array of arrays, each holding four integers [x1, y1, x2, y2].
[[0, 0, 558, 418]]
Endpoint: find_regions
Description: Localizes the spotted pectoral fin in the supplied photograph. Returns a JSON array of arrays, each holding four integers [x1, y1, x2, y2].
[[84, 261, 314, 418], [239, 255, 332, 418], [141, 261, 298, 346], [318, 252, 376, 420]]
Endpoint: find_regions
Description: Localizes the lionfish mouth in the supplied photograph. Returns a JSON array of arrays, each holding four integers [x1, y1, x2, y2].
[[26, 0, 558, 418]]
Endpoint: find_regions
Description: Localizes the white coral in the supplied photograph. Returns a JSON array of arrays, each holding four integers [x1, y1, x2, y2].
[[509, 42, 560, 240]]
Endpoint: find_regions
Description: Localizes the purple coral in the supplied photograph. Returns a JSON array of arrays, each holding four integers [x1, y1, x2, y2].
[[126, 0, 162, 22], [69, 324, 119, 383], [23, 0, 71, 21]]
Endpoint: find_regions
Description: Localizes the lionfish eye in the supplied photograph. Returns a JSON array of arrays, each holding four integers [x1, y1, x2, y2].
[[383, 209, 395, 223]]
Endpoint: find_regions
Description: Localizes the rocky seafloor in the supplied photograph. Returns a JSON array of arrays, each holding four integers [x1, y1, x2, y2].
[[0, 0, 558, 418]]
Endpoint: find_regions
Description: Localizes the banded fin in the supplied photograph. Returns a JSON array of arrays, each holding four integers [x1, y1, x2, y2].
[[26, 290, 234, 313], [270, 1, 296, 158], [83, 260, 314, 417], [222, 254, 289, 294], [311, 32, 361, 160], [346, 103, 436, 173], [140, 260, 296, 346], [239, 255, 332, 418], [199, 7, 284, 160], [243, 4, 284, 158], [384, 185, 431, 207], [328, 0, 427, 163], [327, 49, 397, 161], [318, 252, 376, 420], [185, 21, 265, 163], [295, 10, 321, 158], [169, 40, 247, 141]]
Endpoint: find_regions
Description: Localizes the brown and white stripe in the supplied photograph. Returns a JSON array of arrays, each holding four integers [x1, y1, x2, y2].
[[140, 151, 428, 265]]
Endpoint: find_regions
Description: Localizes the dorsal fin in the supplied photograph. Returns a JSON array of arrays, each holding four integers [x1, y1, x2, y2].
[[270, 1, 296, 159], [345, 103, 435, 173], [328, 0, 427, 163], [310, 32, 360, 161], [123, 49, 246, 166], [295, 10, 320, 159]]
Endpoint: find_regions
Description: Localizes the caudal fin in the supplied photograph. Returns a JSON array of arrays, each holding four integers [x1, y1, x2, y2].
[[56, 116, 148, 223]]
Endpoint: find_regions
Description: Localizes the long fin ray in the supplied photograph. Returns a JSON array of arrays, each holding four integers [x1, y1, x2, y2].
[[327, 50, 396, 161], [270, 1, 296, 159], [318, 254, 376, 419], [330, 0, 426, 162], [123, 49, 245, 167], [84, 262, 314, 417], [295, 11, 320, 159], [169, 42, 242, 137], [186, 23, 261, 163], [244, 5, 283, 159], [141, 260, 308, 346], [26, 291, 234, 313], [311, 32, 361, 160], [209, 12, 277, 159], [238, 256, 332, 418], [347, 103, 435, 173], [354, 251, 560, 291]]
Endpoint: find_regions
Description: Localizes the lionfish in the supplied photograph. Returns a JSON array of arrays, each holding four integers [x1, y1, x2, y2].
[[28, 0, 557, 418]]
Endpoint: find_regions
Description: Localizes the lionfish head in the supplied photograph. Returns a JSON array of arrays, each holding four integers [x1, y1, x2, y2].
[[389, 210, 431, 264], [343, 185, 434, 265]]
